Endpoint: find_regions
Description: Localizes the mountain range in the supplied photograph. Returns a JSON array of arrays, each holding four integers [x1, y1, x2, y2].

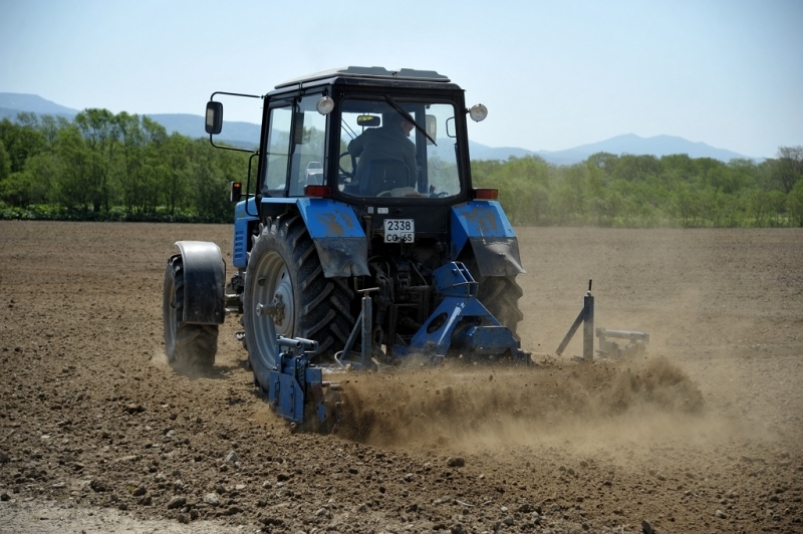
[[0, 92, 752, 164]]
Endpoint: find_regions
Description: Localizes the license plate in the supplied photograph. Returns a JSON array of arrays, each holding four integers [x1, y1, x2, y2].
[[383, 219, 415, 243]]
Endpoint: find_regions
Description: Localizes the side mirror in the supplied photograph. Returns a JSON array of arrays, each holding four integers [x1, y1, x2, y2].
[[205, 101, 223, 135]]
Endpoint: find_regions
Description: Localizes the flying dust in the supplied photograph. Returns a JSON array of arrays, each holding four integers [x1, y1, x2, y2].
[[332, 355, 710, 453]]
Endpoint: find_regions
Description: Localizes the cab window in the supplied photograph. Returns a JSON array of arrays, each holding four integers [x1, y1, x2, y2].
[[263, 95, 327, 196], [338, 98, 461, 199]]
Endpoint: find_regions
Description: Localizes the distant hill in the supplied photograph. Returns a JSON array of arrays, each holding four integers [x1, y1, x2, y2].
[[467, 143, 537, 161], [0, 92, 753, 164], [146, 113, 260, 148], [0, 93, 78, 116], [468, 133, 752, 164], [533, 133, 751, 164], [0, 93, 258, 148]]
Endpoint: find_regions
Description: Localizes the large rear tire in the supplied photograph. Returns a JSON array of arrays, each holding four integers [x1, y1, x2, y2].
[[461, 258, 524, 338], [163, 255, 218, 368], [478, 275, 524, 338], [243, 213, 354, 376]]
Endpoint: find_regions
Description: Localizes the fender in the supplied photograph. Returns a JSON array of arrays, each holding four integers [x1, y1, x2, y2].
[[295, 198, 369, 278], [232, 197, 369, 278], [451, 201, 525, 277], [173, 241, 226, 324]]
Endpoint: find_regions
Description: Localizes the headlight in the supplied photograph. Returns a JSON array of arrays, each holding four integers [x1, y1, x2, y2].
[[469, 103, 488, 122], [316, 96, 335, 115]]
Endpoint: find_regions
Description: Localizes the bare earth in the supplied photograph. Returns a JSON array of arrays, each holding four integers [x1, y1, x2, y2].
[[0, 221, 801, 534]]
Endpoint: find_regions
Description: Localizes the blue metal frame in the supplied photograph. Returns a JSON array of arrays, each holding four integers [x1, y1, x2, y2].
[[232, 197, 259, 268], [394, 262, 520, 360], [267, 350, 327, 424]]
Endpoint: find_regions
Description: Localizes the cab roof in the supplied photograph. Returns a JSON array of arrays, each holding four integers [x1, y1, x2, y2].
[[273, 66, 457, 92]]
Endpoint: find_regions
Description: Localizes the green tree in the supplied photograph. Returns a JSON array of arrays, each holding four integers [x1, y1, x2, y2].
[[552, 164, 588, 224], [54, 125, 93, 210], [75, 109, 118, 212], [773, 146, 803, 194], [36, 115, 71, 145], [0, 118, 47, 175], [160, 134, 193, 215], [191, 143, 230, 221], [614, 154, 662, 182], [586, 152, 619, 174], [0, 140, 10, 184], [787, 179, 803, 227]]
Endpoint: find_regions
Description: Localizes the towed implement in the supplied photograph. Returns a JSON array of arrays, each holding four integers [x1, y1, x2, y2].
[[162, 67, 646, 430]]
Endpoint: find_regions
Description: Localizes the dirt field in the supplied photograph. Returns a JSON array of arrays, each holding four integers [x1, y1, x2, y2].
[[1, 221, 801, 534]]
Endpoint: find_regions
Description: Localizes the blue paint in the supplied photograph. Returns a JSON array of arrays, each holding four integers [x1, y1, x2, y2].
[[450, 201, 517, 259], [295, 198, 365, 239], [232, 197, 259, 268]]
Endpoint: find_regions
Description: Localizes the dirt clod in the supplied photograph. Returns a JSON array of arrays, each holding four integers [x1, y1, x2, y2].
[[447, 457, 466, 468]]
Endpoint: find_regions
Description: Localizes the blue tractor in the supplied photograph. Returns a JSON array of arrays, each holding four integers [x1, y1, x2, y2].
[[163, 67, 529, 426]]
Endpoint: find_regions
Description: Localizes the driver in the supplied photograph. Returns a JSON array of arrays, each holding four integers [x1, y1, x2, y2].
[[347, 112, 418, 194]]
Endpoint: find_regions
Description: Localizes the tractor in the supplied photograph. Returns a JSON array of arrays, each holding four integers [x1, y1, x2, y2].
[[163, 67, 530, 426]]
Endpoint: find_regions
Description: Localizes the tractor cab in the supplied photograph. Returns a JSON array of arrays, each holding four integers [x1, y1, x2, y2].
[[196, 67, 522, 373], [206, 67, 490, 206]]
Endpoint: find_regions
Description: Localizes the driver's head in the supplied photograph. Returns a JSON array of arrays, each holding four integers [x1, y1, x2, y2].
[[383, 112, 413, 136], [383, 112, 403, 127]]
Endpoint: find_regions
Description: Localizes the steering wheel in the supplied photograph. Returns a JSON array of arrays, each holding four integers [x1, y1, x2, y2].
[[339, 151, 356, 181]]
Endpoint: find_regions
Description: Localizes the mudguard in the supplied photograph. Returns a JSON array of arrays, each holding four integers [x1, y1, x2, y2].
[[451, 201, 525, 277], [295, 198, 369, 278], [173, 241, 226, 325], [232, 198, 369, 278]]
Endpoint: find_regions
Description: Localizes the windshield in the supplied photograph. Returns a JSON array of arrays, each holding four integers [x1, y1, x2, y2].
[[338, 98, 461, 199]]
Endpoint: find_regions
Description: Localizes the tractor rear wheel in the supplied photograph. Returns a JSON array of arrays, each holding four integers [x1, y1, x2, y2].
[[163, 255, 218, 367], [243, 213, 354, 376], [478, 275, 524, 338]]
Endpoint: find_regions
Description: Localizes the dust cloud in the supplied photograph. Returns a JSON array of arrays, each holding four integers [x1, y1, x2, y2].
[[333, 355, 715, 454]]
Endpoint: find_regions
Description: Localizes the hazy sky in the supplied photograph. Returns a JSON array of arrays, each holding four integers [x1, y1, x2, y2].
[[1, 0, 801, 158]]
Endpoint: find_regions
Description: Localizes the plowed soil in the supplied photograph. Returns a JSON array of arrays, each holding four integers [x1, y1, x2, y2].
[[1, 222, 802, 534]]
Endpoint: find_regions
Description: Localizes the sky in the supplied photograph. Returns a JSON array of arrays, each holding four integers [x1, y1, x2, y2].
[[1, 0, 801, 159]]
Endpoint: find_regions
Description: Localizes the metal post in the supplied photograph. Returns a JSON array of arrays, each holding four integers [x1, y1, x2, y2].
[[582, 280, 594, 361], [340, 310, 363, 362], [361, 292, 373, 368]]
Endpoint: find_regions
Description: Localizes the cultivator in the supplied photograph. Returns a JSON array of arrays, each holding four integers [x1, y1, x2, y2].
[[248, 259, 530, 431], [247, 279, 648, 431]]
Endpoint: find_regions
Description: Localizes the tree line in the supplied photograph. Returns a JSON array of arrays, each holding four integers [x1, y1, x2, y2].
[[1, 110, 801, 227], [472, 148, 803, 227], [0, 110, 247, 222]]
